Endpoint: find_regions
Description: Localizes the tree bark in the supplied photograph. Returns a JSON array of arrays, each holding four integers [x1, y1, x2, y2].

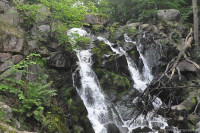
[[192, 0, 199, 54]]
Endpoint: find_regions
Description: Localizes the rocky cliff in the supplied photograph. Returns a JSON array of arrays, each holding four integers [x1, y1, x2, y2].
[[0, 1, 200, 133]]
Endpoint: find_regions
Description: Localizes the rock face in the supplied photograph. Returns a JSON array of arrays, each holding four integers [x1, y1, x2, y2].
[[2, 36, 24, 53], [83, 14, 109, 25], [0, 53, 11, 62], [157, 9, 180, 21], [105, 123, 121, 133], [47, 51, 69, 68], [0, 0, 10, 14]]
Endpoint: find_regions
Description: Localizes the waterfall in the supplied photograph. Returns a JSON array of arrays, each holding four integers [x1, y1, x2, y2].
[[69, 28, 109, 133], [74, 50, 109, 133], [97, 36, 150, 92], [97, 35, 168, 132], [70, 28, 167, 133]]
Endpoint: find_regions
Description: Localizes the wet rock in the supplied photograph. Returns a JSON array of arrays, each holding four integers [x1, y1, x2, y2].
[[122, 42, 135, 53], [83, 14, 109, 25], [131, 127, 152, 133], [103, 55, 130, 77], [0, 53, 11, 62], [105, 123, 121, 133], [157, 9, 180, 21], [115, 101, 135, 121], [11, 54, 23, 64]]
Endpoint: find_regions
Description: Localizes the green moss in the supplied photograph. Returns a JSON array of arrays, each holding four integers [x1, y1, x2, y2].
[[172, 33, 180, 43], [128, 28, 136, 36], [44, 106, 71, 133], [161, 39, 165, 46], [130, 50, 135, 58], [0, 124, 7, 132], [9, 131, 17, 133], [92, 25, 105, 34], [96, 69, 131, 93]]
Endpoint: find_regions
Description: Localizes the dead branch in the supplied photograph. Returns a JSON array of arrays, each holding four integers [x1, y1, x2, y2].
[[155, 28, 198, 84]]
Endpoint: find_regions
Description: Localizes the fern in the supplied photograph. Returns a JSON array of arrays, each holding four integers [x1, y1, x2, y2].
[[0, 53, 56, 125]]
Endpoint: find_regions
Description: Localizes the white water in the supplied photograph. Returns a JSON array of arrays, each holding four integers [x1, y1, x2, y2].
[[69, 28, 109, 133], [75, 50, 109, 133], [97, 36, 148, 92]]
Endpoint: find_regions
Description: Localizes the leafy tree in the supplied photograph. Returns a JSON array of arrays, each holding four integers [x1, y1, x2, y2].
[[97, 0, 192, 23]]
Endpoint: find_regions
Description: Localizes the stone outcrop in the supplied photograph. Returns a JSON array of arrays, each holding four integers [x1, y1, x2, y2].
[[157, 9, 180, 21], [83, 14, 110, 25]]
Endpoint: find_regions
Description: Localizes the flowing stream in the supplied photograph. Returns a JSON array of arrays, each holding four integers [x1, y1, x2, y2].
[[70, 28, 167, 133]]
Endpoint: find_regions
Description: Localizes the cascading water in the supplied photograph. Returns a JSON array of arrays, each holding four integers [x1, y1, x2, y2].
[[70, 27, 167, 133], [97, 35, 168, 132], [69, 28, 110, 133], [74, 50, 109, 133]]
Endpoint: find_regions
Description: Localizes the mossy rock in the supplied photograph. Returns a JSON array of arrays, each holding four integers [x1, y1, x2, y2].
[[95, 69, 131, 93], [44, 106, 71, 133], [0, 124, 7, 132], [92, 41, 113, 67], [106, 25, 124, 42], [92, 25, 105, 34]]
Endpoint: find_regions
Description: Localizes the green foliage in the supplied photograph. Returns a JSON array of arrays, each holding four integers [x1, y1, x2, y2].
[[0, 53, 56, 126], [172, 33, 180, 43], [97, 0, 192, 23], [96, 69, 131, 92], [14, 0, 40, 28], [0, 109, 5, 122]]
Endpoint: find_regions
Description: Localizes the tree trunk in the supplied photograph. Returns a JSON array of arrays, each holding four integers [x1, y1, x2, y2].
[[192, 0, 199, 55]]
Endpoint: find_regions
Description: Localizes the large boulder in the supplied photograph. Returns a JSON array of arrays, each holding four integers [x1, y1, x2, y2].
[[83, 14, 109, 25], [157, 9, 180, 21], [178, 60, 197, 72]]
